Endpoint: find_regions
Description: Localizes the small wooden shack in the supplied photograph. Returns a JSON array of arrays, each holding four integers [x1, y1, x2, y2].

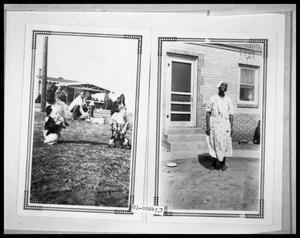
[[35, 76, 111, 109]]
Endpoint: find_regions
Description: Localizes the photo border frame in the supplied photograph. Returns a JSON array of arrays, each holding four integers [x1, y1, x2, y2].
[[153, 37, 268, 218], [5, 11, 288, 233], [23, 29, 144, 215]]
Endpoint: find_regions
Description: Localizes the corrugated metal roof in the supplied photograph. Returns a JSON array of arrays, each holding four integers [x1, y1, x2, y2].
[[47, 77, 79, 84], [47, 77, 110, 93], [56, 82, 110, 93]]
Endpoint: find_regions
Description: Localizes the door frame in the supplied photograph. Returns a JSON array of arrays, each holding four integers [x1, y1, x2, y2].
[[165, 55, 197, 127]]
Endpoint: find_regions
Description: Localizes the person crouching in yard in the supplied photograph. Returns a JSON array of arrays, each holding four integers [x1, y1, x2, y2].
[[109, 95, 131, 148], [43, 105, 66, 145], [205, 81, 234, 171], [52, 86, 69, 127], [43, 87, 70, 145], [69, 91, 89, 120]]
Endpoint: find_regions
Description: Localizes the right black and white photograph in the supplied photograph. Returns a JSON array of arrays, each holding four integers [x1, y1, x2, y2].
[[156, 39, 266, 216]]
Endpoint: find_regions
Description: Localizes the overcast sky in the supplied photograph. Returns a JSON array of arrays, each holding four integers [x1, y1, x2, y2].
[[35, 35, 138, 113]]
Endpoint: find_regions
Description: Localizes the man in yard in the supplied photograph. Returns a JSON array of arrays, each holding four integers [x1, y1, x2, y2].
[[69, 91, 88, 120], [205, 81, 234, 171]]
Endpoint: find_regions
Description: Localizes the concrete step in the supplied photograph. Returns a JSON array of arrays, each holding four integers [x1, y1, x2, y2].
[[162, 138, 171, 151], [166, 133, 207, 142], [161, 150, 208, 160], [161, 149, 260, 160], [165, 127, 203, 134], [170, 141, 208, 151]]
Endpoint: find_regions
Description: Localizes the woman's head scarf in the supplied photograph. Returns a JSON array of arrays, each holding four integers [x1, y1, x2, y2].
[[217, 81, 228, 88]]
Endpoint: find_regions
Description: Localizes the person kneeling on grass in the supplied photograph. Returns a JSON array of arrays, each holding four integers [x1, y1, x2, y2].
[[109, 103, 131, 148], [69, 91, 89, 120], [43, 105, 67, 145], [52, 87, 70, 128]]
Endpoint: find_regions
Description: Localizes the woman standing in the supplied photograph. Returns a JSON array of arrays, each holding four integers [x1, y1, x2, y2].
[[206, 81, 234, 171]]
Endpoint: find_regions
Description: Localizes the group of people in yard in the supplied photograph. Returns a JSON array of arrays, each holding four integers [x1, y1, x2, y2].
[[43, 88, 130, 148], [43, 80, 234, 171]]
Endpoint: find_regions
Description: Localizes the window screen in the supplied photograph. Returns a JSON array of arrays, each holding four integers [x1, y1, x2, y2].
[[171, 104, 191, 112], [171, 94, 191, 102], [240, 68, 256, 101], [171, 113, 191, 121], [171, 61, 191, 92]]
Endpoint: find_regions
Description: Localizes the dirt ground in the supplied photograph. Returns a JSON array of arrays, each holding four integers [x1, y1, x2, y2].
[[31, 107, 260, 211], [159, 153, 260, 211], [30, 110, 132, 207]]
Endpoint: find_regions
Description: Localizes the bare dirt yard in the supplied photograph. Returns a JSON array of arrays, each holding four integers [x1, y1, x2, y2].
[[159, 153, 260, 211], [30, 110, 132, 207]]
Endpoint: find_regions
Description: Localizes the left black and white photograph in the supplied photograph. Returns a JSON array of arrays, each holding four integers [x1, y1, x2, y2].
[[24, 31, 142, 212]]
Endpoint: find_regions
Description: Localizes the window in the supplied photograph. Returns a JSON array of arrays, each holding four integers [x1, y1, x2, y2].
[[238, 64, 259, 107]]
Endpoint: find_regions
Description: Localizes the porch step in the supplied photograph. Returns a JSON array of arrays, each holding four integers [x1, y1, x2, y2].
[[165, 127, 203, 134], [163, 127, 207, 152], [166, 133, 207, 142], [161, 150, 209, 160], [161, 149, 260, 160], [170, 141, 208, 151]]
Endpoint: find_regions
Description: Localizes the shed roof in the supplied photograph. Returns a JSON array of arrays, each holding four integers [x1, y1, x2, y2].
[[56, 81, 110, 93], [47, 77, 79, 84], [47, 77, 110, 93]]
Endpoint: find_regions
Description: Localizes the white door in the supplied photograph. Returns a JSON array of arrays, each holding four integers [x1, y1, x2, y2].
[[165, 56, 197, 127]]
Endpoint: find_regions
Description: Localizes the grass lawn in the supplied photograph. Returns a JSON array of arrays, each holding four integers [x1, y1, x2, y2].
[[159, 154, 260, 211], [30, 110, 132, 207]]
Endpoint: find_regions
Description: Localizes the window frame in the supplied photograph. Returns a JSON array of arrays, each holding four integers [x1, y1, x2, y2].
[[237, 63, 260, 108]]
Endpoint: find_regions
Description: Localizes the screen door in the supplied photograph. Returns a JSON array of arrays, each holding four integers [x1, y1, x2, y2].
[[166, 56, 197, 127]]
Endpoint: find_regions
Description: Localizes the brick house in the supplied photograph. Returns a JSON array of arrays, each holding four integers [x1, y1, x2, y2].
[[161, 42, 263, 156]]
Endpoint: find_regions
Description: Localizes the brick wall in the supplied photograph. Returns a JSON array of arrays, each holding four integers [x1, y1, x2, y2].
[[233, 114, 260, 142], [162, 42, 264, 142]]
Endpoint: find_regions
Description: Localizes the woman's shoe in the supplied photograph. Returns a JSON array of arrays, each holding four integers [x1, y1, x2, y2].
[[221, 158, 227, 171], [215, 160, 221, 170], [221, 164, 228, 171], [209, 157, 216, 170]]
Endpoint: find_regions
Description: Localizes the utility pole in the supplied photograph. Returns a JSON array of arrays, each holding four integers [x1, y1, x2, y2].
[[37, 68, 42, 95], [34, 68, 42, 103], [40, 36, 48, 112]]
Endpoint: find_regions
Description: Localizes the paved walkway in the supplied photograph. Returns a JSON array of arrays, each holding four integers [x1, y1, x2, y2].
[[161, 142, 260, 161], [230, 142, 260, 158]]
